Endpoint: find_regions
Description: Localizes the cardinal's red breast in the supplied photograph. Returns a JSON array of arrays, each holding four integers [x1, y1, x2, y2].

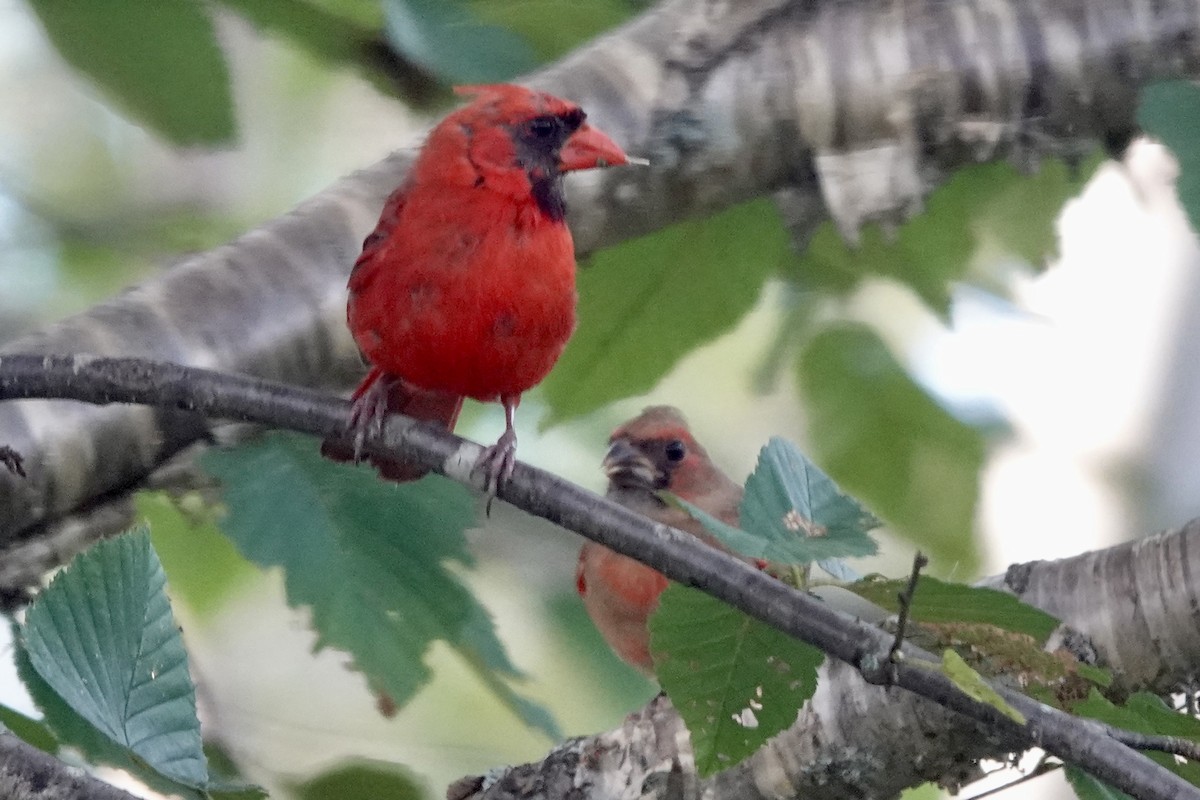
[[346, 133, 576, 402]]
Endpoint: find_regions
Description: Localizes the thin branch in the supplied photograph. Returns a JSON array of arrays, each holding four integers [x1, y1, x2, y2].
[[962, 758, 1061, 800], [889, 551, 928, 679], [0, 354, 1195, 800]]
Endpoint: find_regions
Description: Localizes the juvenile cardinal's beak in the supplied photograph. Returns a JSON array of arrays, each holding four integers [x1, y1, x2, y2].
[[559, 123, 630, 172], [602, 438, 661, 490]]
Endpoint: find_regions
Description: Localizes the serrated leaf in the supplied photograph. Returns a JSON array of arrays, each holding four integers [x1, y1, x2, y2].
[[1073, 690, 1200, 786], [26, 0, 235, 145], [739, 437, 879, 563], [541, 199, 785, 425], [848, 577, 1059, 645], [292, 760, 425, 800], [798, 324, 984, 572], [649, 585, 822, 776], [200, 432, 558, 739], [941, 649, 1025, 725], [0, 703, 58, 755], [382, 0, 537, 84], [1065, 765, 1134, 800], [15, 629, 206, 800], [1138, 81, 1200, 235], [21, 531, 207, 788]]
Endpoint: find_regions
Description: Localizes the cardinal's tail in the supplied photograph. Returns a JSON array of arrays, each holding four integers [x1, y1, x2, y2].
[[321, 368, 463, 482]]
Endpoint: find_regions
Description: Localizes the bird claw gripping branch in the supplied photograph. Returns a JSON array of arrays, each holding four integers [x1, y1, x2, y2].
[[322, 83, 632, 491]]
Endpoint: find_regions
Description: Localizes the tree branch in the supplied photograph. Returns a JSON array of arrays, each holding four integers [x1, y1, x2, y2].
[[4, 0, 1200, 546], [0, 733, 142, 800], [0, 354, 1195, 800]]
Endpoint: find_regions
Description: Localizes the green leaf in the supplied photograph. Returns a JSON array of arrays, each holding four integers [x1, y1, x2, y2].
[[26, 0, 235, 145], [200, 432, 559, 738], [21, 530, 207, 788], [1073, 690, 1200, 786], [847, 577, 1060, 645], [542, 199, 786, 425], [790, 158, 1098, 315], [798, 324, 985, 572], [0, 703, 58, 755], [1138, 81, 1200, 235], [292, 760, 425, 800], [382, 0, 537, 84], [137, 491, 256, 618], [739, 437, 880, 563], [940, 649, 1025, 725], [15, 629, 205, 800], [1064, 765, 1134, 800], [649, 585, 822, 777], [668, 438, 879, 566]]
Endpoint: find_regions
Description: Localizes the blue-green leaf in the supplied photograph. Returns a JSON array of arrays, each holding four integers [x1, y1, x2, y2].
[[22, 530, 207, 788], [382, 0, 536, 84], [1138, 81, 1200, 236]]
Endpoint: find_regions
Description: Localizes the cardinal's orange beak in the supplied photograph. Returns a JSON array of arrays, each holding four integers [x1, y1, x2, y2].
[[559, 123, 629, 172]]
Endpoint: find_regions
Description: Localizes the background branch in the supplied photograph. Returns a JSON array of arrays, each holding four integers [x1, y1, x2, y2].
[[0, 353, 1194, 800]]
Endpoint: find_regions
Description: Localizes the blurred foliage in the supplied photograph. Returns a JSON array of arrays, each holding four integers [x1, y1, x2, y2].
[[799, 325, 985, 573], [200, 432, 559, 739], [790, 156, 1102, 316], [137, 490, 258, 619], [1139, 81, 1200, 236], [291, 760, 425, 800], [25, 0, 235, 145], [541, 198, 786, 425], [381, 0, 537, 85]]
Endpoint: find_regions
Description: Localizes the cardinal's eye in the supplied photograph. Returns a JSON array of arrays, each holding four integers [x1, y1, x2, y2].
[[527, 116, 557, 139], [664, 440, 686, 462]]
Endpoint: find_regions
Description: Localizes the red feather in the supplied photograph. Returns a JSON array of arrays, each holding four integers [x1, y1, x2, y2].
[[324, 84, 629, 482]]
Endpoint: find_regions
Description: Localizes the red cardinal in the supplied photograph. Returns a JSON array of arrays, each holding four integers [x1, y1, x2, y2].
[[576, 406, 743, 674], [324, 84, 631, 487]]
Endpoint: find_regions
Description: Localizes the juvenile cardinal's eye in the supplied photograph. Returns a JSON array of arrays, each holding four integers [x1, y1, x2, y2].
[[527, 117, 557, 138], [664, 440, 686, 462]]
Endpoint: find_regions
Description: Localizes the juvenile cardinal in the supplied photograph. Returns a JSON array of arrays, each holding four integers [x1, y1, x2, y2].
[[576, 406, 743, 673], [323, 84, 630, 487]]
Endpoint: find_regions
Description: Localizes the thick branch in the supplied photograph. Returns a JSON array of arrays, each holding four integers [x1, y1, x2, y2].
[[0, 354, 1194, 800], [0, 733, 141, 800], [4, 0, 1200, 545]]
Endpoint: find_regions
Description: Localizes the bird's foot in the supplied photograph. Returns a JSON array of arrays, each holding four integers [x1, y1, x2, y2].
[[348, 373, 395, 461], [474, 428, 517, 513]]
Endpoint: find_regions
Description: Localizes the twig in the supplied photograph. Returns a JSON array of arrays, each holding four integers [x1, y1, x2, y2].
[[1105, 727, 1200, 761], [0, 354, 1196, 800], [0, 445, 24, 478], [889, 551, 929, 681], [962, 757, 1061, 800]]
